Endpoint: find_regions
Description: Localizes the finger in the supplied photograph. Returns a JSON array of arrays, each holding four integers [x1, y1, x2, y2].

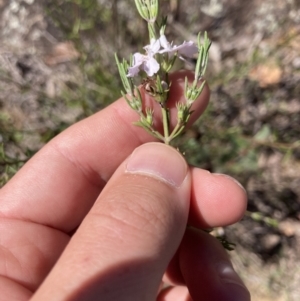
[[0, 218, 69, 294], [189, 169, 247, 228], [163, 171, 247, 287], [0, 71, 209, 233], [31, 143, 191, 301], [180, 228, 250, 301], [157, 286, 192, 301], [0, 153, 247, 297]]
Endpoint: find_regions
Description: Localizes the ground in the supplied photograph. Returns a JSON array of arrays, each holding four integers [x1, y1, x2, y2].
[[0, 0, 300, 300]]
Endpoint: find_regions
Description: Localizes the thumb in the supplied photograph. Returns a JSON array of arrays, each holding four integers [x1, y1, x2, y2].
[[31, 143, 191, 301]]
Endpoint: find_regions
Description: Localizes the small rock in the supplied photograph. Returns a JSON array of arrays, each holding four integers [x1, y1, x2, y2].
[[249, 62, 282, 87], [260, 234, 281, 252], [279, 219, 300, 237], [44, 41, 80, 66], [292, 57, 300, 69]]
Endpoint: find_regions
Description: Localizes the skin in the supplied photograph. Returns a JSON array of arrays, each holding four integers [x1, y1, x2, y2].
[[0, 71, 250, 301]]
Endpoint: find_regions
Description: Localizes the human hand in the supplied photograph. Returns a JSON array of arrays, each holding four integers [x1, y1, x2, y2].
[[0, 71, 250, 301]]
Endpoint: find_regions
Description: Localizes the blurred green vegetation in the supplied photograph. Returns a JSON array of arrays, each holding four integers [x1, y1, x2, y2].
[[44, 0, 122, 113], [1, 0, 122, 184], [0, 143, 27, 186]]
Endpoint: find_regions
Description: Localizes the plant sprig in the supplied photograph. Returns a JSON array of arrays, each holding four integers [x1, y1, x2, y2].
[[115, 0, 211, 145]]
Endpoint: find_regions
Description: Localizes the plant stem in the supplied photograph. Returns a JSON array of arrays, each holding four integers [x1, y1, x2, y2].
[[169, 121, 182, 141], [136, 112, 165, 142], [148, 23, 157, 40], [161, 105, 170, 144]]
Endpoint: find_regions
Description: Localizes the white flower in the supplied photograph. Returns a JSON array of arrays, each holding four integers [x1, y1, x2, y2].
[[144, 38, 160, 56], [127, 39, 160, 77], [159, 34, 198, 58], [127, 53, 160, 77], [127, 36, 198, 77]]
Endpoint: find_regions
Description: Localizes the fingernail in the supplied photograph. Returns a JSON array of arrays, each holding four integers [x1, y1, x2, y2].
[[126, 143, 188, 187], [214, 173, 246, 193], [216, 262, 251, 301]]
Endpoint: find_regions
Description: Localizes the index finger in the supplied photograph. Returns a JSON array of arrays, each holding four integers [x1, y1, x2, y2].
[[0, 71, 210, 232]]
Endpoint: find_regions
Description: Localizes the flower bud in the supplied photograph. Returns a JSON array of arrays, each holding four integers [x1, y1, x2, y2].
[[177, 108, 184, 121], [185, 87, 192, 100], [191, 89, 199, 100], [146, 109, 154, 125], [150, 2, 159, 21], [176, 103, 187, 121], [141, 6, 150, 20]]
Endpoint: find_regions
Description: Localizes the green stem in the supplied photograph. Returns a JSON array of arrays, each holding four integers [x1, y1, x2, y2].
[[168, 122, 181, 141], [161, 106, 170, 144], [148, 23, 157, 40], [146, 128, 165, 142], [170, 125, 185, 140], [150, 129, 165, 142]]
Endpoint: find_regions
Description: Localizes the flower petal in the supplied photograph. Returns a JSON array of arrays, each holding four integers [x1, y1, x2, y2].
[[127, 65, 141, 77], [177, 41, 198, 57], [127, 53, 144, 77], [144, 39, 161, 55], [159, 35, 171, 50], [133, 53, 145, 64], [143, 57, 160, 76], [159, 40, 198, 58]]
